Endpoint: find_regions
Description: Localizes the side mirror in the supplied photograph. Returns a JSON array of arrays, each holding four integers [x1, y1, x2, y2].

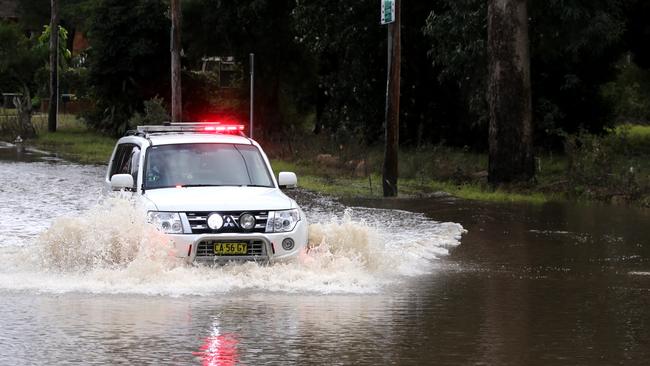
[[278, 172, 297, 189], [110, 174, 134, 191]]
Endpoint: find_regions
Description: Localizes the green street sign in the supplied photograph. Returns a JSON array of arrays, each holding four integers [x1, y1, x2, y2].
[[381, 0, 395, 25]]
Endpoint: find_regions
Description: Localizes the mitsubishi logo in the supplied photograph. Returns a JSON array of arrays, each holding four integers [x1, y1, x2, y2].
[[222, 215, 239, 228]]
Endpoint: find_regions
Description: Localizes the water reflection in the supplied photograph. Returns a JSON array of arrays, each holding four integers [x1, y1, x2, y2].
[[0, 142, 62, 163], [194, 328, 240, 366]]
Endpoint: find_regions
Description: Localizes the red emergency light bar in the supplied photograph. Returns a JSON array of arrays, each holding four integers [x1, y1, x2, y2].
[[135, 122, 246, 136], [202, 124, 245, 132]]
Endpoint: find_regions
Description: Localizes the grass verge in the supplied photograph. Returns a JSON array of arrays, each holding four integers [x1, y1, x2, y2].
[[30, 115, 115, 164], [0, 113, 115, 164], [271, 160, 557, 204]]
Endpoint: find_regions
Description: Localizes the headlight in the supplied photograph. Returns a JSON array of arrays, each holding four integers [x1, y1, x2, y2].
[[147, 211, 183, 234], [265, 209, 300, 233]]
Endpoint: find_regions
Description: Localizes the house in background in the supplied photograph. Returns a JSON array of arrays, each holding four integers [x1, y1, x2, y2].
[[0, 0, 18, 22]]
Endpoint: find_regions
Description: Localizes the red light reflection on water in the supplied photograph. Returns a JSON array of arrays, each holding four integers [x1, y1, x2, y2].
[[193, 333, 240, 366]]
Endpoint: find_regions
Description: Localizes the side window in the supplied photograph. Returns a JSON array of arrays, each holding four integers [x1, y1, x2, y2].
[[110, 144, 139, 189], [129, 147, 141, 186], [110, 144, 131, 177]]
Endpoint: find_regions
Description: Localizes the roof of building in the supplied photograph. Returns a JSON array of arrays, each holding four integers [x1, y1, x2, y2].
[[0, 0, 18, 20]]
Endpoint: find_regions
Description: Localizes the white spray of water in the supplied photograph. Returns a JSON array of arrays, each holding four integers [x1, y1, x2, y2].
[[0, 195, 465, 296], [37, 197, 180, 272]]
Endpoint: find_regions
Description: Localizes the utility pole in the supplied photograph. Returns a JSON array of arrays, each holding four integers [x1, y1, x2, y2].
[[171, 0, 182, 122], [48, 0, 59, 132], [249, 53, 255, 139], [382, 0, 401, 197]]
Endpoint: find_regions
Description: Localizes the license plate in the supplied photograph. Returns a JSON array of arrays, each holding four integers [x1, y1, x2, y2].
[[214, 242, 248, 255]]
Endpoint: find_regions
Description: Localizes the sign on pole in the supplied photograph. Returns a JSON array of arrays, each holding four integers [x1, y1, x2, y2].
[[380, 0, 395, 25]]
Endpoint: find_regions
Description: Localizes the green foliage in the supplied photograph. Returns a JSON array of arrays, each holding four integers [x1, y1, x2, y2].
[[612, 124, 650, 155], [128, 97, 170, 128], [37, 25, 73, 61], [423, 0, 487, 128], [0, 22, 49, 137], [83, 0, 170, 136], [10, 0, 650, 172], [0, 22, 47, 90], [61, 65, 90, 99], [602, 59, 650, 122], [30, 25, 75, 101], [292, 0, 386, 141], [564, 127, 650, 202]]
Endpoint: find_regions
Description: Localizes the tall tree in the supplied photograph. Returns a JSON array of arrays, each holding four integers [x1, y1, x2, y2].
[[170, 0, 182, 122], [487, 0, 534, 183], [48, 0, 59, 132]]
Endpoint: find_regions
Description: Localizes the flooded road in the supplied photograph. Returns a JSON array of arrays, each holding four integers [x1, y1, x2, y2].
[[344, 196, 650, 365], [1, 143, 649, 365]]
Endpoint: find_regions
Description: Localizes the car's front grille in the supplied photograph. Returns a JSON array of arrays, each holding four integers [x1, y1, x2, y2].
[[186, 211, 268, 234], [196, 239, 267, 257]]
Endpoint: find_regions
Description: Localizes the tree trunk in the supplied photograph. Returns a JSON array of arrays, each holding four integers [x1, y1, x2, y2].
[[487, 0, 534, 184], [171, 0, 182, 122], [48, 0, 59, 132], [383, 0, 401, 197]]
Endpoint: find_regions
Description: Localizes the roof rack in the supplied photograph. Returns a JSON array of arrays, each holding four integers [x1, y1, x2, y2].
[[125, 122, 246, 137]]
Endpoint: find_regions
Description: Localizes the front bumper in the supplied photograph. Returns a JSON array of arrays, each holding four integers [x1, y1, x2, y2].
[[165, 220, 308, 264]]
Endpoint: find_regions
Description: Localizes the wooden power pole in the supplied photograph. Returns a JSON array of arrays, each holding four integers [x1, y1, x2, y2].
[[171, 0, 182, 122], [382, 0, 401, 197], [48, 0, 59, 133]]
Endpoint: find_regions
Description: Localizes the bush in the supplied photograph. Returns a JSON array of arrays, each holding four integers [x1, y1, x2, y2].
[[564, 128, 648, 202], [127, 97, 169, 129], [602, 60, 650, 123]]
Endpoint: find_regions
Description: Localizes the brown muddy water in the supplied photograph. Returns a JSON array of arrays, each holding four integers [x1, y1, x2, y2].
[[0, 142, 649, 365]]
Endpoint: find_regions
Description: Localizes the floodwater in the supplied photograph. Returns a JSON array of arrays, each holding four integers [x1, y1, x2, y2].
[[0, 142, 649, 365]]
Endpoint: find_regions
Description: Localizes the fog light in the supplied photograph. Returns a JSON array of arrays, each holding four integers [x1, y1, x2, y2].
[[207, 213, 223, 230], [239, 213, 256, 230], [281, 238, 295, 251]]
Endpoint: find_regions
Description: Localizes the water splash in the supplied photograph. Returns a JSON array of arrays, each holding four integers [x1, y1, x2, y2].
[[38, 197, 179, 272], [0, 194, 465, 296]]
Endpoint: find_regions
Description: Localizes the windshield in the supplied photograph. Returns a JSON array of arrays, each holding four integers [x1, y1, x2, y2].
[[144, 143, 274, 189]]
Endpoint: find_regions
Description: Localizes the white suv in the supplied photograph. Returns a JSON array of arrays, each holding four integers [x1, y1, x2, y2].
[[104, 123, 308, 264]]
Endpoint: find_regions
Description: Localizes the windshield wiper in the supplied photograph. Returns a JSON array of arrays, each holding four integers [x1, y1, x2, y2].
[[175, 184, 227, 188], [148, 184, 270, 189]]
